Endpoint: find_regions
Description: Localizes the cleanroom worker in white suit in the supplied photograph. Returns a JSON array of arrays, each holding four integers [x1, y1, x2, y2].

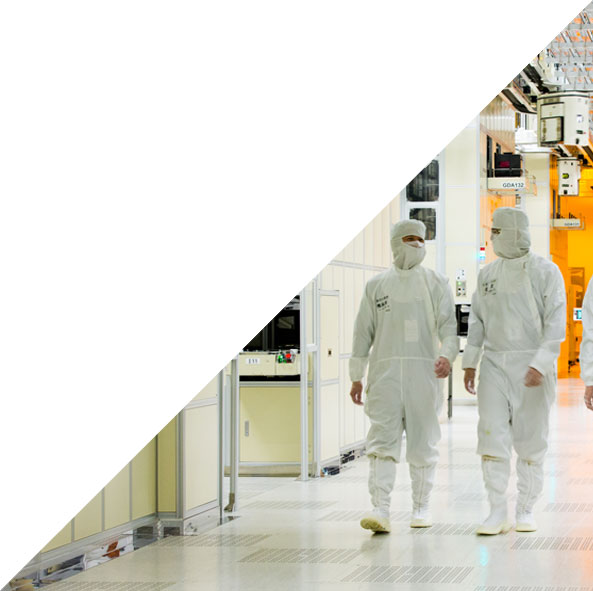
[[582, 278, 593, 411], [463, 207, 566, 535], [349, 219, 459, 534]]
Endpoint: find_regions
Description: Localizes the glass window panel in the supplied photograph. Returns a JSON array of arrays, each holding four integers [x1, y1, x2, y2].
[[409, 208, 437, 240], [406, 160, 439, 202]]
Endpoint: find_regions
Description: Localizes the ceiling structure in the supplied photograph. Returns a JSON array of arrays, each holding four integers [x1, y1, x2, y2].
[[498, 3, 593, 166]]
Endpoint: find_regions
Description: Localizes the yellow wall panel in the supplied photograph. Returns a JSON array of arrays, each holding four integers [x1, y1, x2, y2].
[[193, 375, 218, 402], [131, 439, 156, 520], [104, 465, 130, 530], [157, 418, 177, 513], [42, 522, 72, 553], [184, 405, 218, 511], [74, 493, 102, 541], [157, 417, 177, 513], [240, 385, 312, 463]]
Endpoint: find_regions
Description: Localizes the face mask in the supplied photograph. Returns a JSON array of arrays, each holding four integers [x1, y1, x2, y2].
[[392, 240, 426, 270], [491, 229, 529, 259]]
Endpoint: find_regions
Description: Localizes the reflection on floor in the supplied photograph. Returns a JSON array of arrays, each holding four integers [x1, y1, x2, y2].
[[23, 378, 593, 590]]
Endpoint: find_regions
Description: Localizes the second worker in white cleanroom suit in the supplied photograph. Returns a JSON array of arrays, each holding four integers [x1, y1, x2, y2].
[[463, 207, 566, 535], [350, 219, 459, 533]]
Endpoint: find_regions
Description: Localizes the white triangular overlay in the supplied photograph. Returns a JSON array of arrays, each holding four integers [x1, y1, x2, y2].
[[0, 0, 586, 585]]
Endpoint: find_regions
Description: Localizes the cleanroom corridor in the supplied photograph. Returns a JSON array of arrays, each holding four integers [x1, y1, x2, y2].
[[18, 380, 593, 590], [8, 8, 593, 588]]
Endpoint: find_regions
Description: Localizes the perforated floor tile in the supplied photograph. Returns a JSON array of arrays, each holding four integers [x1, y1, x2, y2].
[[51, 583, 174, 591], [342, 565, 474, 584], [157, 534, 271, 547], [318, 510, 409, 522], [240, 548, 359, 564], [511, 537, 593, 551], [543, 503, 593, 513], [244, 500, 336, 510], [408, 523, 477, 535]]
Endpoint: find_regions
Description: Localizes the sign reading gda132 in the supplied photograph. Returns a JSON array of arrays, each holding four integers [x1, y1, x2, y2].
[[487, 178, 526, 191]]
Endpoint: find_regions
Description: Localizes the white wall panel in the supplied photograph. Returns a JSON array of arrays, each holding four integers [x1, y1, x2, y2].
[[338, 358, 346, 449], [446, 244, 478, 303], [341, 239, 355, 263], [364, 223, 374, 267], [530, 226, 550, 259], [320, 295, 339, 382], [353, 269, 365, 325], [390, 194, 401, 226], [380, 206, 390, 268], [342, 267, 355, 356], [340, 358, 355, 447], [445, 127, 478, 186], [354, 402, 366, 444], [445, 187, 477, 238], [193, 375, 218, 401], [354, 230, 364, 265], [184, 405, 218, 511], [320, 384, 341, 462], [373, 215, 384, 267], [321, 265, 334, 291]]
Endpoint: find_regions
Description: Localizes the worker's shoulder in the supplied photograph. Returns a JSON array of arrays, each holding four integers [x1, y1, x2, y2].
[[364, 268, 394, 292], [527, 252, 562, 277], [420, 265, 448, 284], [477, 258, 501, 281]]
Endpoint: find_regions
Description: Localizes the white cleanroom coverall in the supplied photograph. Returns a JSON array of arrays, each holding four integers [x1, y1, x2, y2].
[[350, 219, 459, 518], [581, 277, 593, 387], [462, 207, 566, 527]]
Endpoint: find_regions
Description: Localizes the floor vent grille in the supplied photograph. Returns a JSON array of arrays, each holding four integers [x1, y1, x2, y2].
[[342, 565, 474, 584], [244, 500, 336, 510], [511, 537, 593, 551], [543, 503, 593, 513], [49, 584, 174, 591], [409, 523, 477, 536], [318, 510, 409, 522], [240, 548, 359, 564], [158, 534, 270, 547]]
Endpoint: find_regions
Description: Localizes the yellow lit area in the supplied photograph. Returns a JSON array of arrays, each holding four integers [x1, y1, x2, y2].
[[550, 162, 593, 377]]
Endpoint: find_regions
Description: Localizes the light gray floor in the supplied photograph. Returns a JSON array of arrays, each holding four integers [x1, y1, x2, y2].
[[48, 377, 593, 590]]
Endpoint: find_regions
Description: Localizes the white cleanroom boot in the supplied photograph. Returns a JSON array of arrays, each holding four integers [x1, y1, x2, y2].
[[409, 464, 435, 528], [361, 456, 396, 533], [476, 456, 512, 535]]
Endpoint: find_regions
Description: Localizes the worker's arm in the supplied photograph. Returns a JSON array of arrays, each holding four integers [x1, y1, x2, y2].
[[528, 264, 566, 376], [434, 278, 459, 378], [581, 278, 593, 410], [349, 282, 376, 403], [462, 277, 485, 371], [581, 278, 593, 387], [462, 277, 485, 395]]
